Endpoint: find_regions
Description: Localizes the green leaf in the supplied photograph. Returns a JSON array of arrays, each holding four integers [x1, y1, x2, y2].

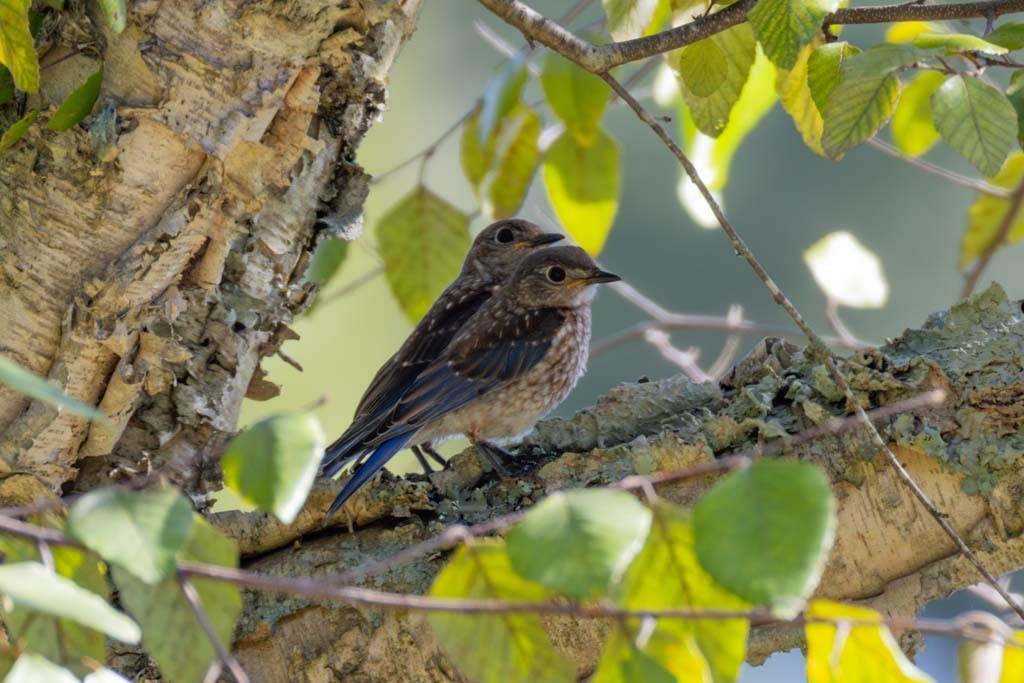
[[616, 501, 748, 683], [221, 412, 325, 524], [67, 486, 195, 584], [932, 75, 1017, 177], [592, 629, 681, 683], [912, 32, 1007, 55], [603, 0, 666, 41], [748, 0, 840, 68], [677, 39, 728, 98], [4, 654, 77, 683], [506, 489, 651, 601], [675, 23, 757, 137], [960, 152, 1024, 268], [806, 601, 934, 682], [478, 57, 528, 143], [821, 68, 900, 159], [1006, 71, 1024, 147], [377, 186, 471, 322], [0, 65, 12, 104], [96, 0, 127, 33], [428, 540, 574, 683], [0, 562, 140, 643], [807, 41, 861, 114], [541, 52, 608, 144], [0, 0, 39, 92], [0, 352, 104, 419], [542, 128, 620, 255], [46, 67, 102, 131], [892, 71, 946, 157], [987, 22, 1024, 50], [483, 106, 541, 219], [693, 459, 836, 609], [0, 538, 110, 674], [461, 106, 493, 195], [840, 44, 934, 80], [306, 237, 349, 286], [777, 42, 827, 156], [115, 517, 242, 683]]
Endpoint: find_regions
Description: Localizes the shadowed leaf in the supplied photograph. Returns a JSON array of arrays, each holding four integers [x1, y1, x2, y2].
[[542, 128, 620, 255], [429, 540, 574, 683], [677, 38, 728, 97], [377, 187, 471, 322], [1006, 71, 1024, 147], [821, 69, 899, 159], [478, 57, 527, 143], [541, 52, 608, 144], [675, 23, 757, 137], [807, 41, 861, 114], [221, 412, 325, 524], [694, 459, 836, 610], [484, 106, 541, 219], [306, 237, 349, 286], [47, 67, 103, 131], [932, 75, 1016, 177], [988, 22, 1024, 50]]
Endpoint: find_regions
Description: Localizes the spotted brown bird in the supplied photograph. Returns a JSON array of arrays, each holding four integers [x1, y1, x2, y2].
[[321, 220, 563, 484], [323, 245, 619, 520]]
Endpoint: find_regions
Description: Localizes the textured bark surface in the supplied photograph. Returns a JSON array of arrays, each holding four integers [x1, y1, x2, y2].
[[213, 285, 1024, 682], [0, 0, 421, 507]]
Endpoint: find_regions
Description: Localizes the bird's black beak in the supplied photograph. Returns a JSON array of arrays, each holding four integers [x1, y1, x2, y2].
[[584, 269, 621, 285], [518, 233, 565, 248]]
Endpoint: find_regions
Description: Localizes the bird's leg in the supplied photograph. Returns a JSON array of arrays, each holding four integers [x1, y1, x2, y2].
[[472, 440, 515, 477], [421, 442, 448, 468], [410, 445, 434, 474]]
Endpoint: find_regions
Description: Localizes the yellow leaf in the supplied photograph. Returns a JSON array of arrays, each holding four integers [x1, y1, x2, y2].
[[999, 631, 1024, 682], [0, 0, 39, 92], [961, 152, 1024, 268], [806, 601, 935, 683], [777, 42, 825, 156], [891, 71, 946, 157], [542, 129, 620, 255], [885, 21, 939, 43]]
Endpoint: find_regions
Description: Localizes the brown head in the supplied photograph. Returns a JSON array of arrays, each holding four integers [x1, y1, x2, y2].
[[461, 219, 564, 280], [503, 245, 620, 309]]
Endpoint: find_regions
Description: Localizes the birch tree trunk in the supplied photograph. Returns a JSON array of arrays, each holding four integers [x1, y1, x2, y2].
[[3, 2, 1024, 682]]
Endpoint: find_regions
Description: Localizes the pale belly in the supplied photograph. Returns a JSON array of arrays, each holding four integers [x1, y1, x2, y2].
[[418, 310, 590, 444]]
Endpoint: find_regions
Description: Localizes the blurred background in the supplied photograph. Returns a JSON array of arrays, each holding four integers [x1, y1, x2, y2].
[[239, 2, 1024, 680]]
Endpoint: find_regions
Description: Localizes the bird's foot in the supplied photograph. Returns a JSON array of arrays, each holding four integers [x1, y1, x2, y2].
[[474, 440, 517, 477], [411, 443, 448, 474], [411, 445, 434, 474]]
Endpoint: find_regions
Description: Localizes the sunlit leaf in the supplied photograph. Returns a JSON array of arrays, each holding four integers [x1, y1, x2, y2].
[[932, 75, 1016, 177], [912, 32, 1006, 54], [541, 52, 608, 145], [0, 562, 140, 643], [677, 38, 728, 97], [987, 22, 1024, 50], [807, 41, 861, 114], [748, 0, 840, 68], [653, 61, 680, 108], [67, 486, 195, 584], [806, 600, 935, 682], [506, 489, 651, 600], [47, 67, 103, 131], [478, 57, 528, 143], [4, 654, 77, 683], [675, 23, 757, 137], [885, 21, 937, 43], [0, 0, 39, 92], [1000, 631, 1024, 682], [483, 106, 541, 219], [804, 230, 889, 308], [0, 352, 104, 419], [603, 0, 667, 41], [777, 42, 827, 156], [592, 629, 683, 683], [542, 128, 620, 255], [429, 540, 574, 683], [115, 517, 241, 683], [84, 669, 132, 683], [960, 152, 1024, 268], [97, 0, 127, 33], [376, 187, 471, 322], [892, 71, 946, 156], [615, 501, 748, 683], [221, 412, 325, 524], [0, 538, 110, 675], [306, 237, 349, 286], [461, 106, 493, 195], [694, 459, 836, 610]]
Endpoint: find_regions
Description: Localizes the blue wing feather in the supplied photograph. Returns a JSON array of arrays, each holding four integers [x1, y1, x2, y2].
[[324, 434, 412, 522]]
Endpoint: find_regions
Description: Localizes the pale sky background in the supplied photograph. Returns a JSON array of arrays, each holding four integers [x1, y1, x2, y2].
[[239, 3, 1024, 680]]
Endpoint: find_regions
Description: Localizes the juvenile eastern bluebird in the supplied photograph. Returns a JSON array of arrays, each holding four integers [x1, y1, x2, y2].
[[323, 245, 619, 520], [321, 220, 563, 483]]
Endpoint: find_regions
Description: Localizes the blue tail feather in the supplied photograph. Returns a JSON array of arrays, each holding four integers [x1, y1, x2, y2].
[[324, 434, 412, 522]]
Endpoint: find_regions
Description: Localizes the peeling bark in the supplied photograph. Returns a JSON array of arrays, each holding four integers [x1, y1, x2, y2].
[[0, 0, 421, 505], [213, 285, 1024, 681]]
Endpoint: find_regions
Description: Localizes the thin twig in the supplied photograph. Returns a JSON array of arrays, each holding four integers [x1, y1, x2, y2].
[[824, 299, 860, 349], [866, 139, 1010, 198], [177, 576, 251, 683], [642, 328, 712, 382], [962, 175, 1024, 297], [707, 305, 744, 379], [318, 267, 384, 306]]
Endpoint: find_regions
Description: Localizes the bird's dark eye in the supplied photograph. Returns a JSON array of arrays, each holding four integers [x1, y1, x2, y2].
[[547, 266, 566, 283], [496, 227, 515, 243]]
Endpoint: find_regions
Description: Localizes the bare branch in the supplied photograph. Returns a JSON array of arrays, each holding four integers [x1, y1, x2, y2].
[[867, 139, 1011, 198]]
